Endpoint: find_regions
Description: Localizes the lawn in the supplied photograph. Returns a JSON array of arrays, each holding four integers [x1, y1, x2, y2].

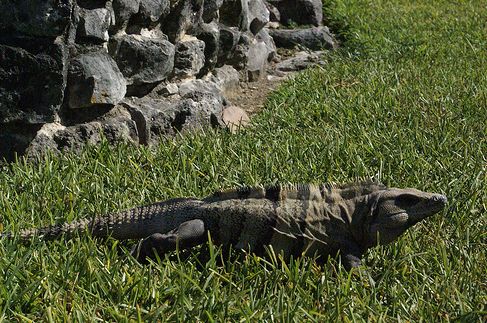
[[1, 0, 486, 321]]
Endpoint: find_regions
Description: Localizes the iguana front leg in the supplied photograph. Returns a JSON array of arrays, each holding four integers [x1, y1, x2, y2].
[[131, 219, 206, 263], [340, 243, 364, 270], [342, 253, 362, 270], [340, 244, 375, 286]]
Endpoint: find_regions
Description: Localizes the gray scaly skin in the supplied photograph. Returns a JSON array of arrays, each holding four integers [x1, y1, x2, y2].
[[5, 181, 447, 269]]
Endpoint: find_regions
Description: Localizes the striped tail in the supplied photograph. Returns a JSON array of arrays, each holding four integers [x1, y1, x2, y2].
[[7, 217, 95, 242]]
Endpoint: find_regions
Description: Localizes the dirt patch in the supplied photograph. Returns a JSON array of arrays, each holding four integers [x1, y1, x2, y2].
[[225, 49, 325, 116], [225, 74, 286, 116]]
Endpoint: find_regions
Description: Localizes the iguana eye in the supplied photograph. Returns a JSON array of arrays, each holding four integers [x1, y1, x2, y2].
[[395, 194, 422, 207]]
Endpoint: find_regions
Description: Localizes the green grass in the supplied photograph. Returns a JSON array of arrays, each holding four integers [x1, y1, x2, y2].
[[1, 0, 486, 320]]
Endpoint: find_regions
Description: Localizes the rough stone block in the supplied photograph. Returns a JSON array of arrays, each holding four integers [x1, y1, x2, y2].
[[219, 0, 268, 34], [110, 34, 175, 89], [122, 79, 224, 142], [0, 39, 67, 124], [196, 22, 220, 74], [77, 8, 111, 43], [24, 123, 66, 157], [248, 0, 269, 35], [139, 0, 170, 23], [256, 28, 277, 61], [177, 79, 225, 126], [49, 117, 138, 152], [226, 32, 253, 70], [246, 40, 268, 81], [174, 38, 206, 78], [219, 0, 249, 30], [268, 26, 336, 50], [68, 52, 127, 109], [275, 50, 325, 72], [0, 0, 73, 37], [211, 65, 240, 95], [161, 0, 203, 43], [121, 96, 175, 143], [153, 82, 179, 97], [203, 0, 223, 23], [174, 97, 224, 130], [267, 0, 323, 26], [112, 0, 141, 31], [265, 1, 281, 22], [178, 79, 222, 99], [217, 25, 240, 64]]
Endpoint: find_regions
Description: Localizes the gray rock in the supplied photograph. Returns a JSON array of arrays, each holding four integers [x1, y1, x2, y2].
[[110, 0, 140, 32], [0, 39, 67, 124], [219, 0, 249, 30], [109, 34, 175, 87], [53, 122, 103, 151], [178, 79, 222, 99], [52, 116, 138, 152], [267, 0, 323, 26], [203, 0, 223, 23], [68, 52, 127, 109], [77, 8, 111, 43], [24, 123, 66, 157], [0, 123, 42, 161], [153, 82, 179, 97], [174, 38, 206, 78], [122, 91, 223, 143], [124, 0, 169, 33], [248, 0, 270, 35], [174, 97, 224, 130], [139, 0, 170, 23], [0, 0, 73, 37], [219, 0, 269, 34], [222, 31, 271, 80], [246, 40, 269, 81], [121, 96, 177, 143], [22, 118, 139, 158], [177, 79, 225, 126], [101, 118, 139, 144], [196, 22, 220, 75], [265, 1, 281, 22], [211, 65, 240, 95], [256, 28, 277, 62], [217, 25, 240, 64], [226, 32, 253, 70], [161, 0, 203, 43], [268, 27, 336, 50], [275, 50, 325, 72], [266, 21, 280, 29]]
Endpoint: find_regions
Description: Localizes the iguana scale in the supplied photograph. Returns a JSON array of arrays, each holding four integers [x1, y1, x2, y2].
[[4, 181, 447, 269]]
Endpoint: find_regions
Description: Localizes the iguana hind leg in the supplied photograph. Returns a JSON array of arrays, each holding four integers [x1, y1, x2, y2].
[[131, 219, 206, 263]]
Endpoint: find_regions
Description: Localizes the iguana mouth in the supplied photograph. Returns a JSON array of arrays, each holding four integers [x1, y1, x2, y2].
[[407, 194, 447, 224]]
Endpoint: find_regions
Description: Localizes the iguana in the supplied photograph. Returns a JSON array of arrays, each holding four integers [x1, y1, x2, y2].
[[3, 181, 447, 269]]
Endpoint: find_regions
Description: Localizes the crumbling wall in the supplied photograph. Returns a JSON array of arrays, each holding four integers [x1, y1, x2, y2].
[[0, 0, 335, 160]]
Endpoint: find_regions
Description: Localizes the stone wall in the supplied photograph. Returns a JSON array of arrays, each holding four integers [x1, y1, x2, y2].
[[0, 0, 336, 160]]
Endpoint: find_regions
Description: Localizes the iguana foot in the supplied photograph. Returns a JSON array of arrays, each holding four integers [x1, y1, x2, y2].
[[131, 219, 206, 263], [342, 253, 362, 270], [341, 253, 375, 286]]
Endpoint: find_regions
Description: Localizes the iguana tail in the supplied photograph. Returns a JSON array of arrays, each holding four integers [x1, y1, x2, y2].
[[1, 217, 95, 242]]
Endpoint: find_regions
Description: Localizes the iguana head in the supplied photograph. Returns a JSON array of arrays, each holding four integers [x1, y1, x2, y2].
[[364, 188, 447, 247]]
